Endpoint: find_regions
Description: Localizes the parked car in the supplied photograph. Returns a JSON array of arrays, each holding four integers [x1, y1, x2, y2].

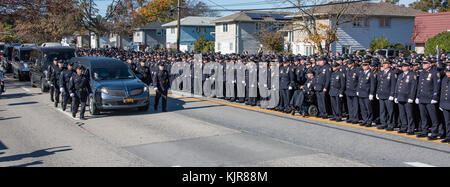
[[29, 46, 77, 92], [374, 48, 400, 58], [11, 45, 36, 81], [70, 57, 150, 115], [41, 42, 62, 47], [1, 43, 21, 73]]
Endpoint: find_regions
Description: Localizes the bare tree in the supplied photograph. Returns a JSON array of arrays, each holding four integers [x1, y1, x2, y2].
[[281, 0, 368, 55]]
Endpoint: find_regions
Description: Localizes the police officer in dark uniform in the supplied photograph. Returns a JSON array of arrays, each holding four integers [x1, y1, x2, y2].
[[345, 58, 360, 124], [357, 60, 376, 127], [279, 58, 295, 113], [376, 59, 397, 130], [439, 65, 450, 143], [50, 60, 64, 107], [137, 60, 151, 85], [415, 59, 441, 140], [69, 65, 91, 120], [314, 56, 331, 118], [329, 62, 345, 121], [394, 60, 418, 135], [47, 58, 58, 102], [59, 61, 75, 111], [153, 62, 170, 112]]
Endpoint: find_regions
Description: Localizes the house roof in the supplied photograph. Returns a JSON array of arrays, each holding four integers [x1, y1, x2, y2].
[[412, 12, 450, 43], [213, 11, 293, 23], [290, 2, 424, 18], [135, 21, 166, 30], [162, 16, 217, 28]]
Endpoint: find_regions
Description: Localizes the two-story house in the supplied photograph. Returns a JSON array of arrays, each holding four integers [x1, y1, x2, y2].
[[214, 11, 293, 54], [162, 16, 216, 52], [287, 2, 424, 55], [133, 21, 166, 50]]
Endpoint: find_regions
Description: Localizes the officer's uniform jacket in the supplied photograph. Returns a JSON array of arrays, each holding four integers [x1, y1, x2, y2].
[[376, 69, 397, 100], [416, 69, 441, 103], [329, 70, 345, 97], [394, 71, 418, 102], [279, 65, 295, 90], [313, 64, 331, 92], [345, 67, 359, 97], [440, 76, 450, 110], [356, 69, 376, 98], [69, 73, 91, 98]]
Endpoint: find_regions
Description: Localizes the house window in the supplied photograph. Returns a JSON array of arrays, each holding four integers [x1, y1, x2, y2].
[[353, 17, 368, 27], [217, 42, 221, 51], [156, 29, 162, 36], [288, 31, 294, 43], [305, 45, 314, 56], [171, 28, 175, 34], [230, 42, 233, 51], [256, 23, 264, 31], [379, 17, 390, 27], [223, 24, 228, 32], [342, 45, 351, 54]]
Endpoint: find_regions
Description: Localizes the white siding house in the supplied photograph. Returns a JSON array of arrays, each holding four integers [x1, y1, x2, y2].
[[214, 11, 293, 54], [287, 2, 424, 55]]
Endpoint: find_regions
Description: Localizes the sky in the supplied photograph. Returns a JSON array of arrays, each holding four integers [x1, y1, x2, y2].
[[94, 0, 419, 17]]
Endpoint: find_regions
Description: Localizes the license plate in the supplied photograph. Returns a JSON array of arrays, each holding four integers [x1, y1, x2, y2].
[[123, 98, 134, 103]]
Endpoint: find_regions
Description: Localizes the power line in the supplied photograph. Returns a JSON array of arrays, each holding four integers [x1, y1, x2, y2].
[[206, 0, 374, 12]]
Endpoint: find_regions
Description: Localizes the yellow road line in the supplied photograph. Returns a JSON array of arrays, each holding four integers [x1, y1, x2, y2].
[[152, 91, 449, 146]]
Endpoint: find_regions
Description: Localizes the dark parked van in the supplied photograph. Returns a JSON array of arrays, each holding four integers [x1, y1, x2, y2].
[[29, 46, 77, 92]]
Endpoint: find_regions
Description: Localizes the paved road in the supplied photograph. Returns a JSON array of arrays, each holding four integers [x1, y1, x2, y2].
[[0, 74, 449, 167]]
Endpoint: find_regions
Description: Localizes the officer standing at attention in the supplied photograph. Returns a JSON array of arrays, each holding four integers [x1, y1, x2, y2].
[[314, 56, 331, 119], [279, 58, 295, 113], [357, 60, 376, 127], [394, 61, 418, 135], [69, 65, 91, 120], [376, 59, 397, 131], [415, 59, 441, 140], [439, 65, 450, 143], [153, 62, 170, 112], [345, 59, 360, 124], [59, 61, 75, 111], [329, 62, 345, 121]]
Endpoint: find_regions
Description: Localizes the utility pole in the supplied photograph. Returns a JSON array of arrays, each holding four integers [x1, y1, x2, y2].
[[176, 0, 181, 52]]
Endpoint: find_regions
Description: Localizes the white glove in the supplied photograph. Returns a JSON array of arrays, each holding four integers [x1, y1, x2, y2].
[[70, 93, 75, 97], [288, 86, 292, 90], [440, 107, 443, 111], [431, 100, 438, 104], [389, 96, 394, 101], [50, 84, 54, 87], [356, 92, 359, 96], [408, 99, 413, 103], [339, 94, 343, 98], [376, 94, 379, 100], [415, 98, 419, 104], [394, 98, 398, 104], [47, 81, 51, 84], [60, 88, 64, 93], [154, 87, 158, 91], [369, 94, 373, 101]]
